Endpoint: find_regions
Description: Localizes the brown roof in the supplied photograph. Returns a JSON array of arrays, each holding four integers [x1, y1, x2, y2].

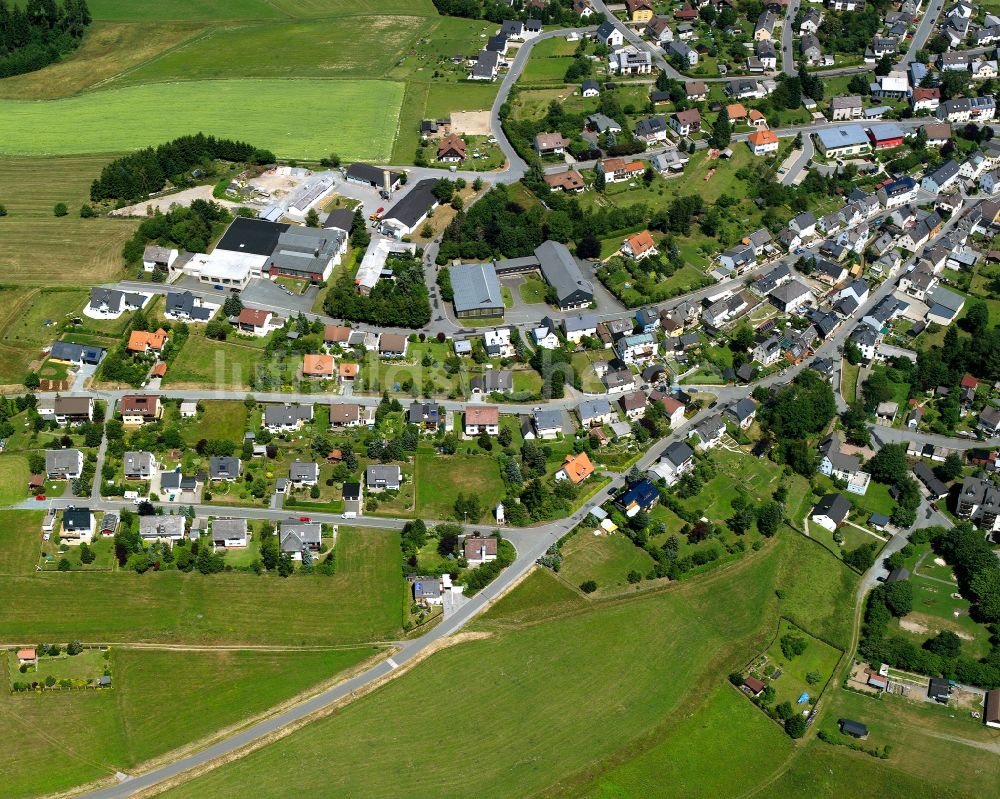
[[466, 405, 499, 425], [674, 109, 701, 125], [685, 80, 707, 96], [120, 394, 160, 416], [437, 133, 466, 159], [238, 308, 271, 327], [986, 690, 1000, 725], [463, 536, 498, 559], [620, 390, 647, 411], [544, 170, 586, 191], [535, 132, 570, 150], [29, 474, 44, 488], [912, 87, 940, 101], [743, 676, 766, 694], [150, 362, 167, 377], [324, 324, 351, 343], [922, 122, 951, 140], [379, 333, 407, 353], [54, 396, 92, 415], [329, 403, 360, 424]]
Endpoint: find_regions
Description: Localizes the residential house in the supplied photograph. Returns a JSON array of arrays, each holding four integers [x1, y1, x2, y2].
[[634, 116, 669, 144], [562, 313, 598, 344], [45, 449, 83, 480], [212, 518, 248, 548], [578, 398, 615, 428], [119, 395, 162, 426], [127, 328, 167, 355], [470, 369, 513, 395], [48, 341, 105, 367], [595, 20, 624, 48], [819, 435, 871, 495], [556, 451, 595, 483], [926, 285, 966, 325], [408, 401, 440, 430], [464, 405, 500, 436], [279, 522, 322, 559], [329, 403, 363, 428], [59, 507, 94, 543], [769, 280, 813, 313], [534, 132, 570, 156], [366, 464, 402, 492], [690, 414, 725, 450], [464, 536, 498, 566], [437, 134, 466, 162], [726, 398, 757, 429], [621, 230, 658, 260], [619, 390, 647, 421], [811, 493, 851, 532], [616, 479, 659, 517], [957, 475, 1000, 531], [816, 125, 871, 157], [616, 333, 656, 365], [209, 456, 241, 482], [648, 440, 695, 486], [830, 96, 863, 121], [748, 129, 779, 156], [289, 461, 320, 487], [123, 451, 157, 482], [667, 40, 698, 67], [527, 408, 563, 440], [264, 403, 314, 433], [670, 108, 702, 136], [139, 515, 185, 544], [235, 307, 276, 337], [921, 159, 960, 194]]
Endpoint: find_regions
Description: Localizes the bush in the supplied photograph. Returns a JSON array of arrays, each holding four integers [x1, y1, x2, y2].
[[53, 202, 68, 217], [580, 580, 597, 594], [780, 633, 808, 660], [785, 714, 807, 738]]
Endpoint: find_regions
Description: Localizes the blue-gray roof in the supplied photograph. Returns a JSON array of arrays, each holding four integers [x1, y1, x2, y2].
[[816, 125, 869, 150], [448, 262, 504, 315]]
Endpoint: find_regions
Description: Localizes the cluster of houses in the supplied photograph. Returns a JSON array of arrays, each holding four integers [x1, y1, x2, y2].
[[469, 18, 542, 81], [410, 533, 500, 605]]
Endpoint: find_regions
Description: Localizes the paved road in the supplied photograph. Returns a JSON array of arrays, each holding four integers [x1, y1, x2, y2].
[[782, 1, 799, 78]]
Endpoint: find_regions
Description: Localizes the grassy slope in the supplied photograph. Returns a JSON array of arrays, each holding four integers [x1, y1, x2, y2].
[[0, 455, 30, 506], [0, 646, 376, 799], [0, 22, 206, 100], [157, 541, 786, 799], [0, 513, 403, 645]]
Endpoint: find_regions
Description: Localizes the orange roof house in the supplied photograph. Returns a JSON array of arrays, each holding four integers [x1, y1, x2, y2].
[[338, 362, 360, 381], [150, 362, 167, 378], [557, 451, 594, 484], [127, 328, 167, 353], [726, 103, 748, 121], [747, 129, 779, 154], [303, 354, 335, 377], [16, 648, 36, 664], [748, 109, 767, 127], [623, 230, 656, 258]]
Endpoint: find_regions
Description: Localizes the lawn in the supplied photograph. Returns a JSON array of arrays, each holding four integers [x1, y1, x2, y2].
[[0, 288, 93, 384], [156, 539, 789, 799], [162, 335, 264, 389], [0, 645, 378, 799], [414, 452, 505, 521], [27, 648, 108, 683], [475, 567, 587, 630], [175, 400, 250, 444], [751, 618, 842, 709], [584, 685, 793, 799], [841, 358, 859, 403], [518, 276, 548, 304], [86, 0, 437, 20], [0, 515, 404, 646], [0, 455, 30, 506], [558, 530, 656, 595], [0, 79, 405, 160], [893, 573, 993, 659], [814, 687, 1000, 796]]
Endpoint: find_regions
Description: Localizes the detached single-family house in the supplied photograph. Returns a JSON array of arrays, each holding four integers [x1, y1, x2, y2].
[[811, 493, 851, 532], [211, 518, 248, 548], [578, 398, 615, 428], [279, 522, 322, 559], [366, 464, 402, 492], [46, 449, 84, 480], [556, 451, 595, 483], [465, 405, 500, 436], [464, 536, 498, 566]]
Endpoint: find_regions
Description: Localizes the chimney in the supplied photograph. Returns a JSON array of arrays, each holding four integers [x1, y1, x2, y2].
[[383, 169, 391, 195]]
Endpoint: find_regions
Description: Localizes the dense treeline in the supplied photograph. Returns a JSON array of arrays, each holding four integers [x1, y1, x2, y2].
[[431, 0, 597, 25], [0, 0, 90, 79], [916, 322, 1000, 388], [90, 133, 275, 204], [754, 369, 837, 476], [324, 254, 431, 328], [122, 198, 232, 264]]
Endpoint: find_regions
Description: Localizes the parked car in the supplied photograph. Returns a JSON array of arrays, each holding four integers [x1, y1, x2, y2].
[[298, 516, 311, 522]]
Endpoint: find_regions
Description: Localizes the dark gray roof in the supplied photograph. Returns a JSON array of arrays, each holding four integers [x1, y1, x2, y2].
[[216, 216, 289, 256], [345, 163, 403, 186], [209, 456, 241, 479], [263, 403, 314, 427], [535, 241, 593, 308], [384, 179, 438, 228], [289, 461, 319, 481], [50, 341, 105, 365], [279, 522, 322, 552], [813, 493, 851, 524], [324, 207, 355, 232]]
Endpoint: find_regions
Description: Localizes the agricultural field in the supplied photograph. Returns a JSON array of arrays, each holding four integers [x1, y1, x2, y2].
[[0, 80, 404, 161], [86, 0, 437, 22], [156, 539, 791, 799], [0, 645, 377, 799], [0, 513, 405, 646], [0, 156, 136, 288]]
